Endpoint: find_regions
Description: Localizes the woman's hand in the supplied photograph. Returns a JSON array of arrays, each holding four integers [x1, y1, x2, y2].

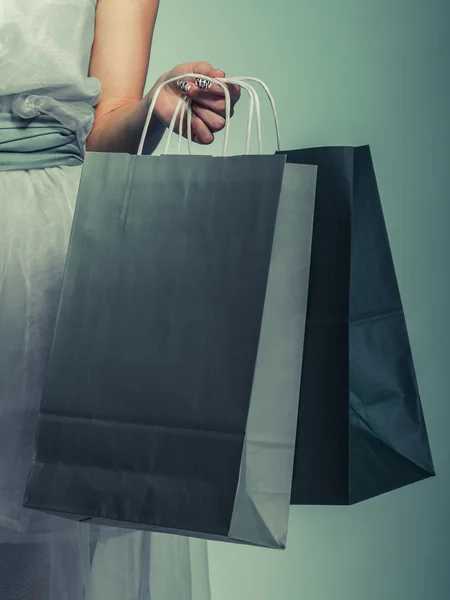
[[87, 61, 240, 154], [151, 61, 241, 144]]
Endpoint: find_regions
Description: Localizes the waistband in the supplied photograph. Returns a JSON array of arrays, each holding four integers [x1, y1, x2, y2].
[[0, 113, 83, 172]]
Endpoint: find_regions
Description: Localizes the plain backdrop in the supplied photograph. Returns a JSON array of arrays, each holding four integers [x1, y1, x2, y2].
[[145, 1, 450, 598]]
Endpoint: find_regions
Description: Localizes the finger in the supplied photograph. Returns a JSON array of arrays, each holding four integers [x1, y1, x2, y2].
[[188, 93, 236, 118], [209, 74, 241, 99], [193, 80, 241, 98], [191, 61, 216, 76], [190, 114, 214, 144], [177, 77, 240, 100], [174, 62, 241, 97], [225, 83, 242, 99], [174, 81, 234, 117], [189, 65, 239, 96], [176, 80, 193, 94], [175, 104, 217, 144], [190, 104, 226, 133], [187, 63, 224, 95]]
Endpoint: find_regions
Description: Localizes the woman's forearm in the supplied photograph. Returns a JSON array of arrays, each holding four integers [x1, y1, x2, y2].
[[86, 88, 166, 155], [87, 0, 162, 153]]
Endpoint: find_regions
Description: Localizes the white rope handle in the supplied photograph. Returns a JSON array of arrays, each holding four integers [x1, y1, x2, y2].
[[163, 79, 262, 155], [137, 73, 231, 156], [177, 97, 188, 154], [163, 95, 193, 155], [163, 94, 186, 154], [221, 78, 262, 154], [186, 97, 194, 154], [178, 97, 194, 155], [138, 74, 280, 156], [225, 77, 282, 151]]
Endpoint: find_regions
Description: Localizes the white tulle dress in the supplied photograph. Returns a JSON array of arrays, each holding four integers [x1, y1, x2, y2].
[[0, 1, 211, 599]]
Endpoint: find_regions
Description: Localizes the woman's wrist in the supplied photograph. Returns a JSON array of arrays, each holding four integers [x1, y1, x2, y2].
[[86, 78, 167, 154], [139, 90, 167, 154]]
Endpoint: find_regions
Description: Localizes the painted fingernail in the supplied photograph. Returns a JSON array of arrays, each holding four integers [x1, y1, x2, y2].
[[177, 80, 191, 92], [195, 78, 211, 90]]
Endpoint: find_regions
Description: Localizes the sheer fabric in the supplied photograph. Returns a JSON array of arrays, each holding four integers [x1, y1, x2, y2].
[[0, 1, 211, 598]]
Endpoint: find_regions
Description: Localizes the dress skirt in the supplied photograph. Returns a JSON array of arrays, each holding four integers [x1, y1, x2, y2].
[[0, 165, 211, 600]]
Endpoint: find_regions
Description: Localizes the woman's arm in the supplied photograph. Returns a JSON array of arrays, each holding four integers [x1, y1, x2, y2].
[[86, 0, 241, 154], [86, 0, 165, 154]]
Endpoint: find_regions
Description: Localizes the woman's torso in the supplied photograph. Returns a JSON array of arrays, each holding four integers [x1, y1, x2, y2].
[[0, 0, 101, 149]]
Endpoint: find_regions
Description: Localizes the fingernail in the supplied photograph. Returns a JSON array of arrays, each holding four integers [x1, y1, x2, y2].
[[195, 78, 211, 90], [177, 80, 191, 92]]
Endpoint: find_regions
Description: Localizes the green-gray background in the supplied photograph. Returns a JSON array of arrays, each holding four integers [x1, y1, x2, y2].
[[147, 1, 449, 598]]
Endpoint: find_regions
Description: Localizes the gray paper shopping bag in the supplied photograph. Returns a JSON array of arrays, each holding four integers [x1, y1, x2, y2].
[[281, 145, 435, 505], [24, 76, 316, 549]]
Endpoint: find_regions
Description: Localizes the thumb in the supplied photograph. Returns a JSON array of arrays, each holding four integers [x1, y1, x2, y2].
[[190, 61, 221, 78]]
